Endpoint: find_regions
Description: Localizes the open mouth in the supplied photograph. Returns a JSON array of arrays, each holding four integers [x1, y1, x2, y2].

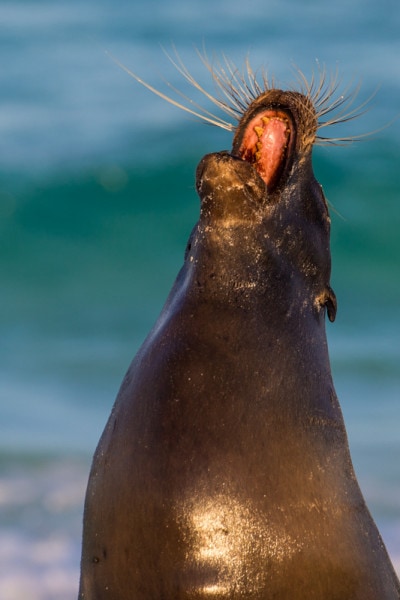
[[233, 109, 294, 190]]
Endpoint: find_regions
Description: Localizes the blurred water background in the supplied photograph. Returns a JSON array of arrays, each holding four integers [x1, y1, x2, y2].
[[0, 1, 399, 598]]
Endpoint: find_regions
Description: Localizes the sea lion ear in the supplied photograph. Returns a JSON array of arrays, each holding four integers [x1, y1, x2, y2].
[[316, 286, 337, 322], [325, 285, 337, 323]]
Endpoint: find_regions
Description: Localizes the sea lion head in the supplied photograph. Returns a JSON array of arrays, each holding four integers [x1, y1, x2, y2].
[[193, 89, 337, 323], [122, 54, 365, 323]]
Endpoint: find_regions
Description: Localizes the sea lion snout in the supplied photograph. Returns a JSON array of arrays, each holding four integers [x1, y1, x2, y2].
[[195, 151, 267, 223], [196, 151, 266, 202]]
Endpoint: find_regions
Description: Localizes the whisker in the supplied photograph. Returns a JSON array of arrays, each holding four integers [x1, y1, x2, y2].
[[164, 46, 238, 120], [319, 85, 378, 128], [162, 78, 236, 126], [109, 48, 377, 146], [107, 51, 234, 131], [216, 54, 255, 108], [196, 51, 245, 116]]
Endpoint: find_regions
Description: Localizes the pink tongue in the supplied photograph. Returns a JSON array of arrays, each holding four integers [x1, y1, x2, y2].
[[237, 111, 290, 188], [258, 119, 288, 184]]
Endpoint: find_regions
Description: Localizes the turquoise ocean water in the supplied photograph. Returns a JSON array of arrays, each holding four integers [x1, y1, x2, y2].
[[1, 1, 399, 598]]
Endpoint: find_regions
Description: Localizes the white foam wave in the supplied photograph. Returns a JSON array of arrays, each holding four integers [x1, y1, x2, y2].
[[0, 458, 87, 600], [0, 531, 79, 600]]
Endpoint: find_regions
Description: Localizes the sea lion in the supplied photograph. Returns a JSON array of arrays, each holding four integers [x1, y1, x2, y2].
[[78, 58, 400, 599]]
